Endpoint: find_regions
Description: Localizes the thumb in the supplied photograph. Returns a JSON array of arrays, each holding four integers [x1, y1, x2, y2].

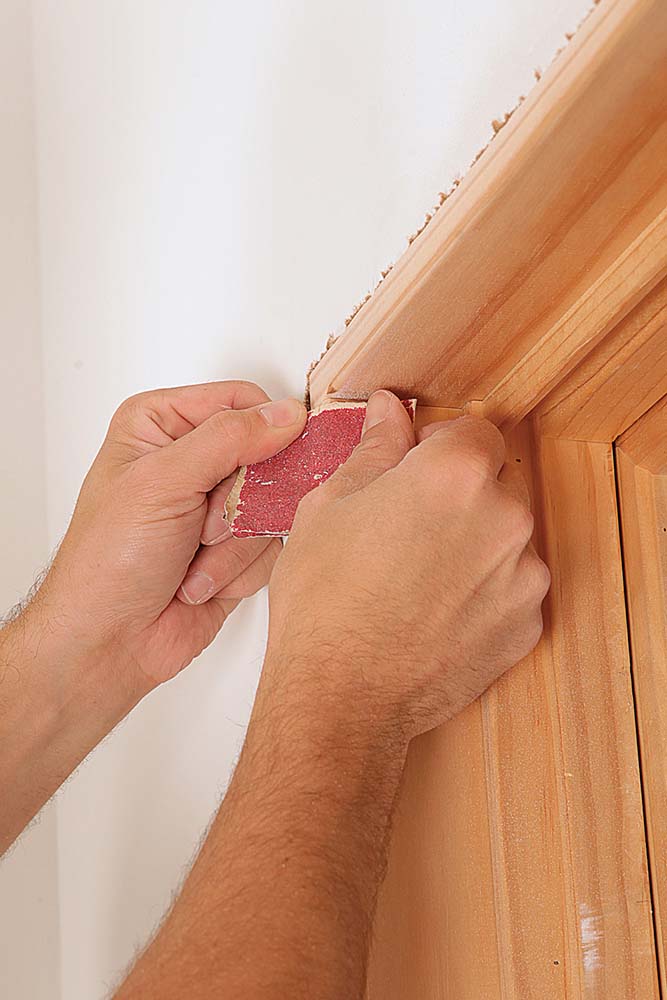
[[321, 390, 415, 500], [157, 397, 307, 492]]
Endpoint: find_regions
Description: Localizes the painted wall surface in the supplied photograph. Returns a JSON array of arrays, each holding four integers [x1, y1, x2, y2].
[[0, 3, 61, 998], [1, 1, 592, 996]]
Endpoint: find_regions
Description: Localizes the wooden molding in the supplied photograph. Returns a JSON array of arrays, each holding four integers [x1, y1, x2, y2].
[[303, 0, 667, 994], [479, 209, 667, 429], [618, 393, 667, 473], [617, 400, 667, 991], [536, 279, 667, 442], [368, 428, 658, 999], [309, 0, 667, 417]]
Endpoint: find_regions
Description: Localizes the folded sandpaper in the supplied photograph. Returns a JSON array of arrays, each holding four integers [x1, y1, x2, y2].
[[225, 398, 416, 537]]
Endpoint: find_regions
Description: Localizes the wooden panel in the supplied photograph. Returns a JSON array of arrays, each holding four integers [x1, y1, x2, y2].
[[617, 395, 667, 992], [481, 211, 667, 429], [367, 703, 504, 997], [367, 429, 658, 999], [619, 393, 667, 473], [414, 404, 462, 433], [536, 278, 667, 441], [310, 0, 667, 411]]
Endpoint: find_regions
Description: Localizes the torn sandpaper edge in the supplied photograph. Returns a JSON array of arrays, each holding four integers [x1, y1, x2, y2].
[[304, 1, 598, 408], [225, 398, 417, 537]]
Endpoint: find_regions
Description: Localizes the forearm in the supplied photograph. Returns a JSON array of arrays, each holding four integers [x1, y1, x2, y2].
[[0, 595, 146, 853], [116, 650, 408, 1000]]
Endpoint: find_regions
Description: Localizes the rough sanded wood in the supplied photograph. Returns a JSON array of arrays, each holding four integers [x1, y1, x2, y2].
[[617, 396, 667, 992], [366, 428, 658, 999], [309, 0, 667, 415]]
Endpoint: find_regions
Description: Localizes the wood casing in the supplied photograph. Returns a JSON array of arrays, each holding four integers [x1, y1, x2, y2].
[[309, 0, 667, 995]]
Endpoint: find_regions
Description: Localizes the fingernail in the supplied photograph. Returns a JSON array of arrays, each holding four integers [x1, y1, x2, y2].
[[363, 391, 391, 432], [259, 398, 304, 428], [180, 571, 215, 605], [201, 515, 232, 546]]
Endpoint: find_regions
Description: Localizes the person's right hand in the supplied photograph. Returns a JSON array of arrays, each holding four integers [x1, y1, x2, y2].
[[264, 390, 550, 740]]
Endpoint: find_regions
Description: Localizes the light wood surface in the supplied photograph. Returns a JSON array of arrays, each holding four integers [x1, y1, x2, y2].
[[305, 1, 667, 994], [481, 210, 667, 429], [536, 279, 667, 442], [367, 429, 658, 998], [310, 0, 667, 411], [619, 394, 667, 474], [414, 404, 462, 433], [617, 396, 667, 992]]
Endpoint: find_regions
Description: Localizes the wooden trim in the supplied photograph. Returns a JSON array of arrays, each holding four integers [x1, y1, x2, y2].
[[479, 211, 667, 429], [535, 279, 667, 442], [618, 393, 667, 473], [309, 0, 667, 414], [367, 428, 658, 998], [414, 405, 462, 432], [616, 399, 667, 991], [304, 1, 667, 993]]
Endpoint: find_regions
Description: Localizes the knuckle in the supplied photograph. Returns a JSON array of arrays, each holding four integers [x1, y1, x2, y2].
[[440, 448, 488, 491], [111, 393, 144, 427], [510, 502, 534, 545], [211, 407, 254, 446], [524, 612, 545, 652], [441, 415, 504, 461], [523, 555, 551, 601], [534, 559, 552, 598], [233, 379, 264, 395], [477, 416, 505, 454], [355, 433, 395, 472], [224, 542, 249, 576], [293, 484, 326, 522]]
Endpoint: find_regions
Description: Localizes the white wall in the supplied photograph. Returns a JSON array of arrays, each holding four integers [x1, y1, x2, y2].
[[0, 3, 60, 999], [1, 1, 593, 996]]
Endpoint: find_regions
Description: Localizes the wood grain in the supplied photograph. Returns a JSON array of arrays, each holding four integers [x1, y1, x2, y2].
[[536, 279, 667, 442], [619, 393, 667, 473], [309, 0, 667, 412], [366, 429, 658, 999], [304, 2, 667, 993], [414, 404, 462, 433], [480, 210, 667, 429], [617, 395, 667, 992]]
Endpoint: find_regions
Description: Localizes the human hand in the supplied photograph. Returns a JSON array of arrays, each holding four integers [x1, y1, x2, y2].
[[35, 381, 306, 691], [264, 390, 550, 740]]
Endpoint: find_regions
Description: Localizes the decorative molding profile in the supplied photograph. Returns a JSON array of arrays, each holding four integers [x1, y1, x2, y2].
[[617, 396, 667, 994], [305, 0, 667, 996], [309, 0, 667, 425]]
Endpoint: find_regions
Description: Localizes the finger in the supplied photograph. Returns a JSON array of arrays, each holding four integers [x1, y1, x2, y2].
[[217, 540, 282, 600], [158, 397, 307, 494], [417, 419, 453, 443], [177, 536, 276, 605], [201, 474, 237, 545], [109, 380, 272, 452], [498, 462, 531, 509], [414, 415, 506, 481], [145, 595, 242, 683], [318, 390, 415, 501]]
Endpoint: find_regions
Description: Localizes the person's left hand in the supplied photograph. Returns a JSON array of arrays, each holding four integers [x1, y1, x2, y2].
[[34, 381, 306, 691]]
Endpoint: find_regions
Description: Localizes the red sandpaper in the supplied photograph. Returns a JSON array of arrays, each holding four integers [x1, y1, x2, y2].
[[225, 398, 417, 537]]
